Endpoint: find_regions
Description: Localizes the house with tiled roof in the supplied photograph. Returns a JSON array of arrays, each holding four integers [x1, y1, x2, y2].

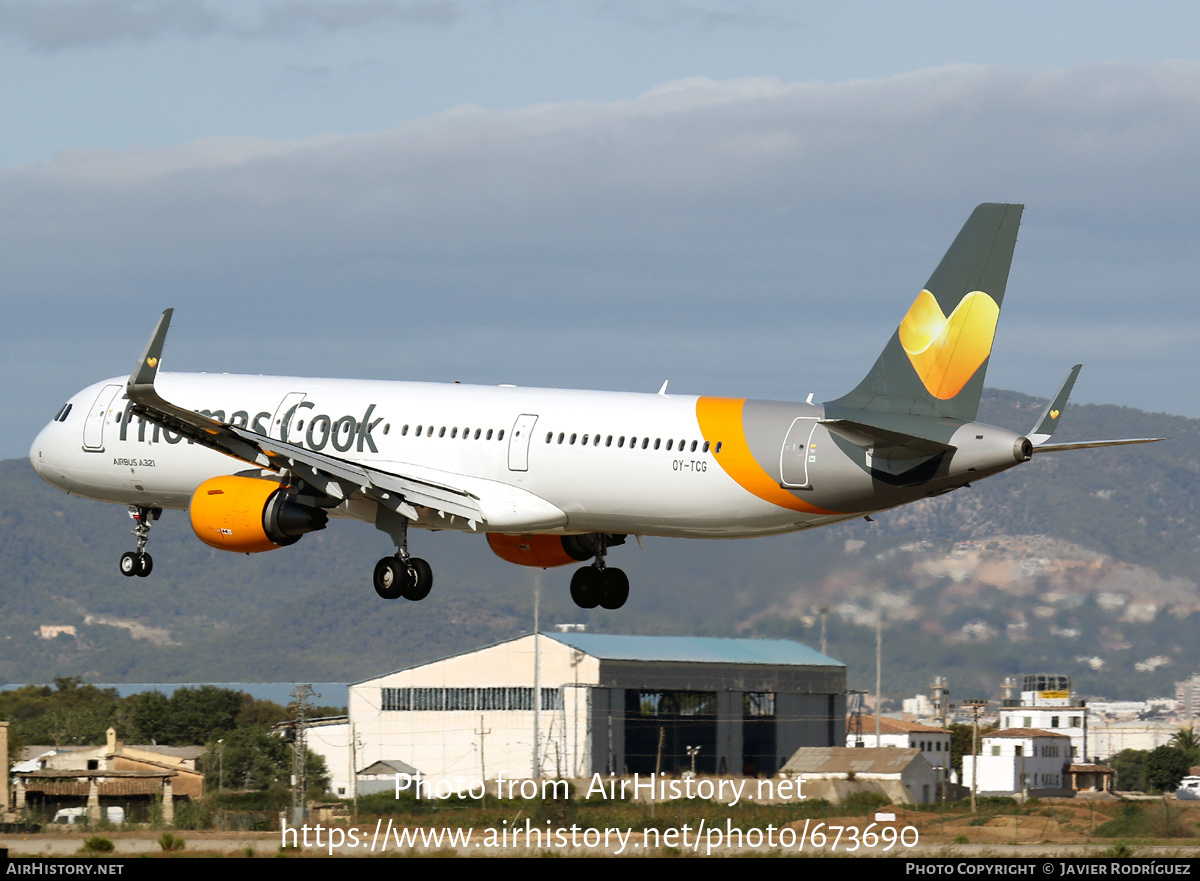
[[845, 714, 951, 771]]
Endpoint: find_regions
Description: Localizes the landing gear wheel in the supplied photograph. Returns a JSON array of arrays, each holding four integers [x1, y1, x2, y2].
[[119, 552, 139, 578], [599, 567, 629, 610], [570, 567, 604, 609], [136, 553, 153, 578], [373, 557, 406, 600], [404, 558, 433, 601]]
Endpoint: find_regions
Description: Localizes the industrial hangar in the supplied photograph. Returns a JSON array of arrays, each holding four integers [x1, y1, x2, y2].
[[326, 633, 846, 794]]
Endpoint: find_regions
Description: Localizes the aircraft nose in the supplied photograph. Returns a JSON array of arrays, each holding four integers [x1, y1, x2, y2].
[[30, 422, 52, 476]]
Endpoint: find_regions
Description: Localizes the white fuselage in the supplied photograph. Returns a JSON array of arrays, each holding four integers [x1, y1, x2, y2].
[[30, 372, 864, 540]]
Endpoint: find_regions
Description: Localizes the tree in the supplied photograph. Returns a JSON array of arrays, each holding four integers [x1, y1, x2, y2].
[[948, 721, 997, 777], [129, 690, 172, 744], [1145, 745, 1190, 792], [1110, 748, 1148, 792], [204, 726, 329, 796], [1169, 727, 1199, 768]]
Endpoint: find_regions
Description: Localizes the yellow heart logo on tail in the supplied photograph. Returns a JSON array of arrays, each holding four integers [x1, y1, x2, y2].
[[146, 357, 158, 368], [898, 289, 999, 400], [1050, 409, 1060, 420]]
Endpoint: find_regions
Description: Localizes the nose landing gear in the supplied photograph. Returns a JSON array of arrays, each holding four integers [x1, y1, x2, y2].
[[119, 506, 160, 578]]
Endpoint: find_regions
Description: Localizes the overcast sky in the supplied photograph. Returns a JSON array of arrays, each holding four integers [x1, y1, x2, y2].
[[3, 1, 1199, 459]]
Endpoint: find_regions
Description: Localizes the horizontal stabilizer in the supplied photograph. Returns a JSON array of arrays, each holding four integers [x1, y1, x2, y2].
[[1032, 437, 1164, 454]]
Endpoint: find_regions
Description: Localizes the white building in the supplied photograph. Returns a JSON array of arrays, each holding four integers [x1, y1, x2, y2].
[[845, 714, 951, 771], [962, 729, 1072, 797], [1088, 720, 1180, 759], [781, 747, 941, 805], [998, 674, 1089, 760], [312, 632, 847, 794]]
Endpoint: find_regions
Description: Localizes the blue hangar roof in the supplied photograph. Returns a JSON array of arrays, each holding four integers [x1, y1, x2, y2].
[[544, 633, 843, 668]]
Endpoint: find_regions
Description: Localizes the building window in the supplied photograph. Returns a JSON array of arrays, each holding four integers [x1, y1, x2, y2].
[[1051, 716, 1060, 728], [991, 745, 1000, 756], [383, 685, 550, 712], [744, 693, 775, 717], [382, 687, 411, 711]]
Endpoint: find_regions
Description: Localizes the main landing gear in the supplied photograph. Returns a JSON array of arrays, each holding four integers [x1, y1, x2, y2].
[[119, 505, 160, 578], [372, 512, 434, 601], [570, 565, 629, 610], [568, 534, 629, 610], [373, 554, 433, 601]]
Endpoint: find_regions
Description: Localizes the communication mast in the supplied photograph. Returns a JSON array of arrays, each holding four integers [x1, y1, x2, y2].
[[289, 684, 316, 824]]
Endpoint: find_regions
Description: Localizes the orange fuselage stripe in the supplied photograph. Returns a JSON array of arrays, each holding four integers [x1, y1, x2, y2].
[[696, 396, 835, 516]]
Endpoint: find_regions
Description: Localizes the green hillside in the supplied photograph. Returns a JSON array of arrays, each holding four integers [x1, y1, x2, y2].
[[2, 390, 1195, 703]]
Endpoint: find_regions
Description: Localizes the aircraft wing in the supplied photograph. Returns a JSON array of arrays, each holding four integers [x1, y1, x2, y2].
[[125, 309, 484, 527]]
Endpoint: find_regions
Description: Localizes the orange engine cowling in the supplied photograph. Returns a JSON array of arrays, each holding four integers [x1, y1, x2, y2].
[[189, 475, 328, 554], [486, 533, 593, 568]]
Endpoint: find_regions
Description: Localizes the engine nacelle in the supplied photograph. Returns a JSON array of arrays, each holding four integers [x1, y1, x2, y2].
[[486, 533, 593, 568], [190, 475, 327, 554]]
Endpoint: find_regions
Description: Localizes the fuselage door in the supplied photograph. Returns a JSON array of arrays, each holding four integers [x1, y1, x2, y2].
[[82, 384, 123, 452], [508, 414, 539, 472], [779, 417, 819, 489]]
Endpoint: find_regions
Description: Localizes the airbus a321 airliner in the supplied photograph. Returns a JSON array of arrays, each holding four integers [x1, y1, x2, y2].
[[30, 204, 1159, 610]]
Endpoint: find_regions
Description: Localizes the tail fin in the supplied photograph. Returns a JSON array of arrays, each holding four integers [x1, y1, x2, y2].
[[828, 203, 1024, 422]]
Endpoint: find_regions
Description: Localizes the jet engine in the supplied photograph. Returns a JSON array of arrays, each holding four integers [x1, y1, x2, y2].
[[486, 533, 593, 568], [189, 475, 327, 553], [486, 533, 625, 568]]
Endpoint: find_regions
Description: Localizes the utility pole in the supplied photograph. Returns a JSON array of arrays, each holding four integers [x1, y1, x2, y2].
[[475, 716, 491, 806], [963, 698, 989, 814], [875, 607, 883, 743], [533, 573, 541, 778]]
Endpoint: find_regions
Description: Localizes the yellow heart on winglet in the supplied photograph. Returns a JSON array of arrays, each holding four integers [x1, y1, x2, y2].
[[898, 289, 1000, 400], [1050, 409, 1060, 420]]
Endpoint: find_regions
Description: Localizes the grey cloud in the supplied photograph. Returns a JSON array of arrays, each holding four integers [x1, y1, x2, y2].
[[0, 0, 220, 49], [0, 0, 457, 50], [589, 0, 802, 30], [3, 64, 1199, 456]]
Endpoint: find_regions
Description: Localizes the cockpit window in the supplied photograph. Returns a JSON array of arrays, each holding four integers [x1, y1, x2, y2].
[[54, 403, 72, 422]]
